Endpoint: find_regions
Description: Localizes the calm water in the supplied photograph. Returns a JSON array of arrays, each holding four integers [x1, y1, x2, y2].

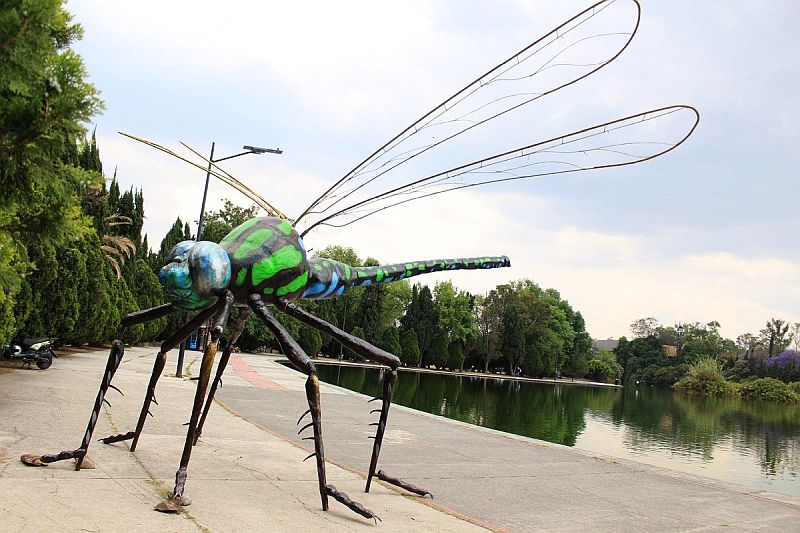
[[314, 363, 800, 497]]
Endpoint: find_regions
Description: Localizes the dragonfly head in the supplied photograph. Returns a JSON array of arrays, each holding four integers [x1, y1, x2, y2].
[[159, 241, 231, 310]]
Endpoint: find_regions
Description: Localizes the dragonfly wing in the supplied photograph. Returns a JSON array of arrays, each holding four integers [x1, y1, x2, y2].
[[307, 105, 699, 231], [294, 0, 643, 235]]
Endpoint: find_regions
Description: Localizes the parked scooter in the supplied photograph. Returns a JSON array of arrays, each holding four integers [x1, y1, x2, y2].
[[2, 338, 57, 370]]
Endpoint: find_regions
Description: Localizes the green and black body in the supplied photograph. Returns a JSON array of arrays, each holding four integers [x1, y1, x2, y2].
[[160, 216, 510, 310]]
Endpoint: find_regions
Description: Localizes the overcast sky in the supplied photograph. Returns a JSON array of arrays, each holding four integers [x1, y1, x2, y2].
[[65, 0, 799, 340]]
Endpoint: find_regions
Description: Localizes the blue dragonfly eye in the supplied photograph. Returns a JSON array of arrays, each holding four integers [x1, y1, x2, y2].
[[159, 241, 231, 309]]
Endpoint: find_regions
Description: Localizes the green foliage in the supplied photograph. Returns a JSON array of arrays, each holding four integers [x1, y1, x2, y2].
[[199, 200, 259, 243], [0, 0, 102, 344], [616, 335, 669, 383], [433, 280, 476, 346], [346, 326, 365, 360], [125, 259, 166, 342], [428, 332, 449, 369], [401, 284, 438, 366], [790, 382, 800, 395], [357, 256, 384, 345], [447, 340, 465, 370], [501, 303, 525, 373], [680, 321, 736, 363], [379, 326, 401, 357], [674, 357, 737, 397], [738, 378, 799, 404], [586, 359, 616, 383], [381, 281, 411, 332], [298, 326, 323, 357], [399, 328, 420, 366]]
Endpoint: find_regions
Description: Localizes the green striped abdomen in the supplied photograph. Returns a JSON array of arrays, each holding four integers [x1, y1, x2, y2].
[[221, 217, 310, 304], [302, 255, 510, 299]]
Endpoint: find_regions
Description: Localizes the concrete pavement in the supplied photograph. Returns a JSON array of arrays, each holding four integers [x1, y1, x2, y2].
[[0, 347, 484, 532], [216, 353, 800, 532], [1, 347, 799, 532]]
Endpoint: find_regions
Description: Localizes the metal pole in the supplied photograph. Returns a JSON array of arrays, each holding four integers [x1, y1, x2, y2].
[[195, 142, 216, 241], [177, 141, 215, 377]]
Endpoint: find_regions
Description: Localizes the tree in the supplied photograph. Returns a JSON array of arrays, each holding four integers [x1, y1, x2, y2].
[[473, 294, 500, 372], [448, 340, 465, 371], [1, 0, 103, 345], [346, 326, 365, 360], [434, 281, 476, 347], [501, 304, 526, 374], [400, 284, 438, 366], [630, 317, 661, 339], [381, 281, 411, 332], [428, 332, 449, 369], [762, 319, 790, 357], [680, 321, 735, 364], [399, 329, 420, 366], [199, 200, 259, 243], [615, 336, 668, 383], [356, 257, 385, 345], [298, 326, 323, 357], [379, 326, 402, 357]]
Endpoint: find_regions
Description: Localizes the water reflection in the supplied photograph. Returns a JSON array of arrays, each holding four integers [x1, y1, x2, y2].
[[311, 363, 800, 496]]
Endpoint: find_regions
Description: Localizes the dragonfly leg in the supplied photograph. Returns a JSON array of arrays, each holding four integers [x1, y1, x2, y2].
[[156, 292, 233, 512], [194, 307, 251, 444], [126, 305, 219, 451], [275, 298, 430, 498], [255, 295, 379, 522], [21, 303, 178, 470]]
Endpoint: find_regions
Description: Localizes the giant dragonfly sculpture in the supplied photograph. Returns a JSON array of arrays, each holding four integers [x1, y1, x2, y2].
[[23, 0, 698, 521]]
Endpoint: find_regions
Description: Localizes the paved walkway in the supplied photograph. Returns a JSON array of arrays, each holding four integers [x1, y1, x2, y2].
[[0, 348, 484, 532], [1, 348, 799, 532], [218, 353, 800, 532]]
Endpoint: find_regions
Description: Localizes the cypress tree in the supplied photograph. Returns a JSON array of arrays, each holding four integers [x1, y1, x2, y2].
[[400, 329, 421, 367]]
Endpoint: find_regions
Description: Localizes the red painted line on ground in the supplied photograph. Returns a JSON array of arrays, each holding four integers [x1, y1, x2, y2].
[[229, 355, 285, 390]]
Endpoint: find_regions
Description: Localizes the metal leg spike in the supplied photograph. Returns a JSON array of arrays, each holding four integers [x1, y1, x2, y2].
[[296, 409, 311, 425]]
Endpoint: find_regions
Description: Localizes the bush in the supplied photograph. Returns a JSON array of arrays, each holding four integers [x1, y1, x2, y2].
[[298, 326, 323, 357], [790, 382, 800, 395], [447, 341, 465, 371], [399, 329, 420, 367], [586, 359, 615, 383], [651, 363, 689, 386], [724, 359, 753, 382], [428, 333, 449, 369], [739, 377, 799, 404], [764, 350, 800, 382], [674, 356, 737, 396], [379, 326, 402, 357]]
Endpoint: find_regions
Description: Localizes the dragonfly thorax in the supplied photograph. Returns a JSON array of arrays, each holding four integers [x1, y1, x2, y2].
[[220, 217, 310, 305]]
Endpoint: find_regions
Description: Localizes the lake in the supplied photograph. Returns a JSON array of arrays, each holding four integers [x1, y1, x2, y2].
[[313, 363, 800, 497]]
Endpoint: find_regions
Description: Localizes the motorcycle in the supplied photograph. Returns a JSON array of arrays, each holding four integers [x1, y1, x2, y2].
[[2, 337, 57, 370]]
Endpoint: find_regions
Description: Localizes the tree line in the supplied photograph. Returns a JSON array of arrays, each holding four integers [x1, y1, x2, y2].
[[610, 317, 800, 388]]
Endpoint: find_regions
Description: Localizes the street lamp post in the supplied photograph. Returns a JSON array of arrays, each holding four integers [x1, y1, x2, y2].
[[175, 141, 282, 378]]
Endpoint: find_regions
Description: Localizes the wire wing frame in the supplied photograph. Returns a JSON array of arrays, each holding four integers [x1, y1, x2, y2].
[[295, 0, 657, 236], [308, 105, 699, 230]]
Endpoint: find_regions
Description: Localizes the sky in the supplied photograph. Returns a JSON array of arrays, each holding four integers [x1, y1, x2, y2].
[[64, 0, 800, 340]]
